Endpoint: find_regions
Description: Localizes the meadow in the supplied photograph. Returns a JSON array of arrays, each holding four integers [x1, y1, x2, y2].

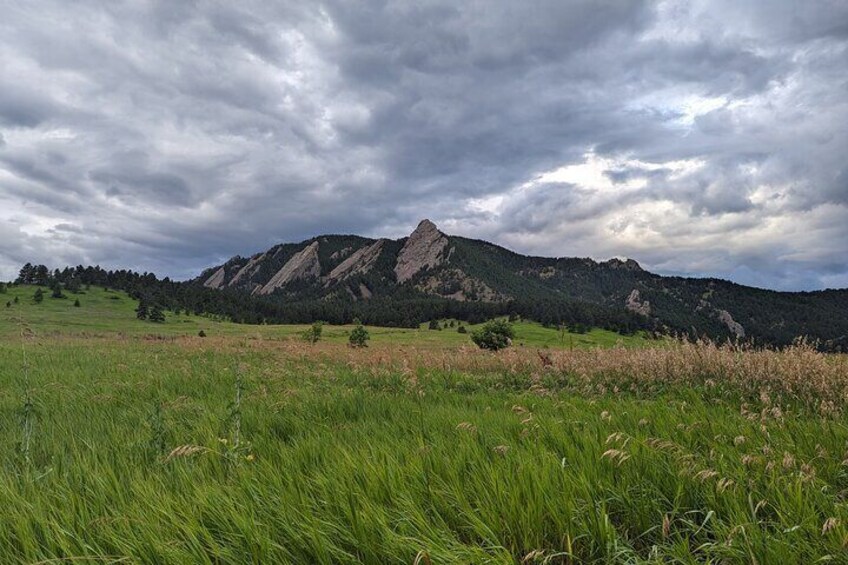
[[1, 285, 848, 563]]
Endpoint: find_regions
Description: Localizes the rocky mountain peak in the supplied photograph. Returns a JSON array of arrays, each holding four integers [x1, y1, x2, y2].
[[394, 219, 449, 283], [604, 258, 643, 271]]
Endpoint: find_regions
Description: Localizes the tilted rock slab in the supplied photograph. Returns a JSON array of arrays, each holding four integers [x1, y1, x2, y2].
[[203, 267, 226, 289], [327, 239, 385, 283], [228, 252, 266, 287], [256, 241, 320, 295], [394, 219, 448, 283]]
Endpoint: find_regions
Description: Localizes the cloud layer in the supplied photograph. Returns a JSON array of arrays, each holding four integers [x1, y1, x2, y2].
[[1, 0, 846, 290]]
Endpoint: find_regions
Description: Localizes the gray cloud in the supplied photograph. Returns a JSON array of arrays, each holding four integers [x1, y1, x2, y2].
[[0, 0, 846, 290]]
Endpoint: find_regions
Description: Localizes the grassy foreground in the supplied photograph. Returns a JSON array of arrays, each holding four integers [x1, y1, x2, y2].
[[1, 285, 848, 563]]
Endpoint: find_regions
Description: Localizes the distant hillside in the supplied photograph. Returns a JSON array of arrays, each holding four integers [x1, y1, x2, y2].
[[195, 219, 848, 347]]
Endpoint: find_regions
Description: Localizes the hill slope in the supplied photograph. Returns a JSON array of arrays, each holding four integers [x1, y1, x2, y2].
[[195, 220, 848, 347]]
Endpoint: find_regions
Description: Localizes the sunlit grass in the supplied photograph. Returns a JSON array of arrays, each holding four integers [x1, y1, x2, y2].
[[0, 335, 846, 563]]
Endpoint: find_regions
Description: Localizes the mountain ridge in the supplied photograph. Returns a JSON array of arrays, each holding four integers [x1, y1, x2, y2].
[[194, 220, 848, 346]]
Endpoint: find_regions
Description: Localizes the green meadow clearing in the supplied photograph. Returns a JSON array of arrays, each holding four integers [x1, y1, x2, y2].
[[1, 284, 847, 563], [0, 284, 652, 348]]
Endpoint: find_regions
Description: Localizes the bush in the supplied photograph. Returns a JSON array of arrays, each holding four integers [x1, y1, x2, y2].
[[471, 319, 515, 351], [302, 321, 323, 344], [349, 319, 370, 348], [457, 325, 467, 334], [198, 330, 206, 338], [33, 288, 44, 304], [73, 299, 81, 308], [428, 320, 440, 331]]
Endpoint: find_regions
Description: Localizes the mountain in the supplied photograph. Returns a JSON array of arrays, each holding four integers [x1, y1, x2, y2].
[[195, 220, 848, 346]]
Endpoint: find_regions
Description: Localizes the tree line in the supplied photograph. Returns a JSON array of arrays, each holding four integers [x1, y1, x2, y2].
[[14, 262, 652, 336]]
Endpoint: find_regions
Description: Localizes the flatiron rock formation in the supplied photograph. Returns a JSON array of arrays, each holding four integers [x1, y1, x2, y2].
[[256, 241, 320, 295], [203, 267, 226, 289], [394, 219, 448, 283], [327, 239, 385, 282]]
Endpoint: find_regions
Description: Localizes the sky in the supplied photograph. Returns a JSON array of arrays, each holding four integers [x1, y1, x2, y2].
[[1, 0, 847, 291]]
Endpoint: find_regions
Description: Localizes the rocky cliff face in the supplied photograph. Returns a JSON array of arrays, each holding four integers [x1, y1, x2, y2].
[[327, 239, 385, 283], [718, 309, 745, 338], [625, 289, 651, 316], [203, 267, 226, 289], [256, 241, 321, 295], [228, 252, 266, 287], [394, 219, 449, 283]]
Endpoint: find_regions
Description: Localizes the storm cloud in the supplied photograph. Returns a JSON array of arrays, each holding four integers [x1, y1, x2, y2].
[[1, 0, 846, 290]]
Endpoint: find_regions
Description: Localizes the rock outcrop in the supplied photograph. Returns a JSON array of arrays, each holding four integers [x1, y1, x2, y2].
[[358, 283, 372, 299], [203, 267, 226, 289], [228, 252, 266, 287], [604, 258, 643, 271], [394, 219, 448, 283], [625, 289, 651, 316], [417, 268, 502, 302], [327, 240, 385, 282], [256, 241, 320, 295], [717, 309, 745, 338]]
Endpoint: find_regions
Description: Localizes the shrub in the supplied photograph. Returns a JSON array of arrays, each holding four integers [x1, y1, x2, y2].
[[428, 320, 440, 331], [457, 325, 467, 334], [198, 330, 207, 338], [302, 321, 323, 344], [349, 319, 370, 348], [33, 288, 44, 304], [73, 299, 81, 308], [471, 319, 515, 351]]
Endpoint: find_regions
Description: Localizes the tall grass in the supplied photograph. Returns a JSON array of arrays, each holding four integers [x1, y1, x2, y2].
[[0, 337, 846, 563]]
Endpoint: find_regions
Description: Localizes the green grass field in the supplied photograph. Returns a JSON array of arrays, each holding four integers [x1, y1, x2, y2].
[[0, 284, 652, 348], [1, 284, 847, 563]]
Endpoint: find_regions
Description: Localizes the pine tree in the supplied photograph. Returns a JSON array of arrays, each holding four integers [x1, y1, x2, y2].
[[33, 289, 44, 304], [50, 281, 65, 299], [65, 278, 81, 293], [17, 263, 34, 284], [149, 305, 165, 323], [33, 265, 50, 286], [136, 301, 149, 320], [74, 299, 81, 308]]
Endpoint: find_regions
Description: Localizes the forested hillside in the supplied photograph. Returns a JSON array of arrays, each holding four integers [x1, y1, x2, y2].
[[11, 219, 848, 349]]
